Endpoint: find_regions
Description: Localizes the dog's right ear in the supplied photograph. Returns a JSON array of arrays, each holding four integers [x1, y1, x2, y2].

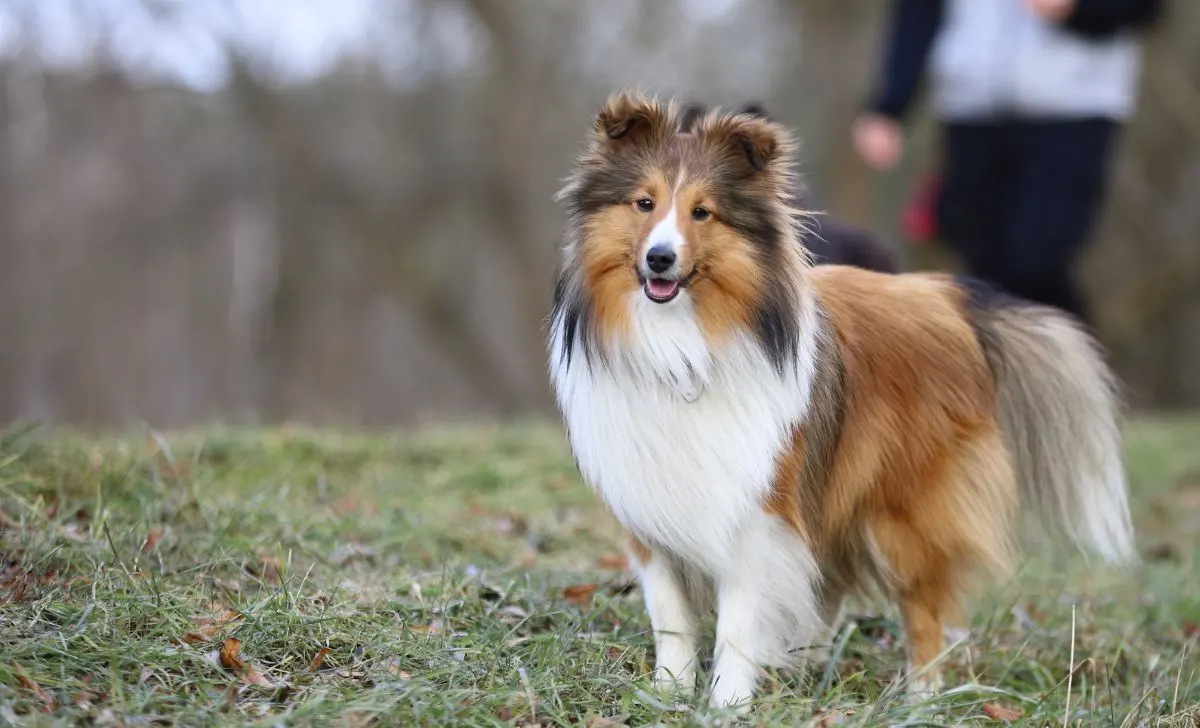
[[592, 90, 670, 150]]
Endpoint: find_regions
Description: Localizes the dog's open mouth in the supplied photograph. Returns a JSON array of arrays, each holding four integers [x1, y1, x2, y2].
[[644, 277, 681, 303]]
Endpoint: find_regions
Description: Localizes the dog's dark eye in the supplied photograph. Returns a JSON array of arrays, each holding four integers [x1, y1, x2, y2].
[[635, 198, 654, 213], [691, 206, 711, 222]]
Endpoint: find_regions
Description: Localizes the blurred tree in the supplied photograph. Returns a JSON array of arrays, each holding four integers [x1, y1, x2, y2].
[[0, 0, 1195, 426]]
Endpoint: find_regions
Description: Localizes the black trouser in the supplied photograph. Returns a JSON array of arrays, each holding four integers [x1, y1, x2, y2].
[[936, 117, 1119, 325]]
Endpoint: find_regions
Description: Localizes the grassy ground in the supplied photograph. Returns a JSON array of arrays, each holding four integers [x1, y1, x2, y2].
[[1, 417, 1198, 727]]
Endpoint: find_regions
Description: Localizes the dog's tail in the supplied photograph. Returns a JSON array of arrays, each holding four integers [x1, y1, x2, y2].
[[962, 279, 1135, 565]]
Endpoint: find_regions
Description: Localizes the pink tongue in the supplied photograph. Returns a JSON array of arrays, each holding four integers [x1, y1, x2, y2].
[[647, 279, 679, 299]]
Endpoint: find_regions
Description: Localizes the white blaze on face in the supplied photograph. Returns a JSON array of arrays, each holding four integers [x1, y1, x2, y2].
[[646, 202, 682, 257], [640, 176, 687, 280]]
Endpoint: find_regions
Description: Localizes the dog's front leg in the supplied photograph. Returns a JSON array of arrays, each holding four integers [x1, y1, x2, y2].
[[633, 549, 699, 696], [707, 579, 769, 711], [708, 519, 822, 713]]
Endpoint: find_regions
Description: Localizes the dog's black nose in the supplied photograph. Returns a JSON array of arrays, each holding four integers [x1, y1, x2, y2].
[[646, 246, 676, 274]]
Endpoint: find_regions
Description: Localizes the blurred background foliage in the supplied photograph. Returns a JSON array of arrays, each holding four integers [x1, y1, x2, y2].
[[0, 0, 1196, 429]]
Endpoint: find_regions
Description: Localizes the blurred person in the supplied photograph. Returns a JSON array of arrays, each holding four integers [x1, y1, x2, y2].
[[681, 101, 900, 274], [853, 0, 1164, 324]]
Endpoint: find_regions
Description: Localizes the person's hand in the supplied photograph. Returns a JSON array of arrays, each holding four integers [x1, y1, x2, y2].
[[1025, 0, 1076, 22], [852, 113, 904, 171]]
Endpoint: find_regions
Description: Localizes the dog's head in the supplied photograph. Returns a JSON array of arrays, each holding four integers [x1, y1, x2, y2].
[[556, 91, 805, 353]]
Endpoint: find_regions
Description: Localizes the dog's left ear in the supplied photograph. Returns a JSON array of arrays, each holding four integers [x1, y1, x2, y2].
[[705, 113, 792, 174], [734, 120, 778, 172]]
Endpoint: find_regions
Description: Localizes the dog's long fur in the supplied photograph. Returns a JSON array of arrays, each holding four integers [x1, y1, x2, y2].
[[547, 91, 1134, 711]]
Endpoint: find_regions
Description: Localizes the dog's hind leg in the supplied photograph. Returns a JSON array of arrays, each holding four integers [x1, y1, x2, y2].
[[868, 427, 1017, 702]]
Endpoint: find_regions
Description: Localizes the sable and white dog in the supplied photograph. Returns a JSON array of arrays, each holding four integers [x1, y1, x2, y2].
[[546, 91, 1134, 711]]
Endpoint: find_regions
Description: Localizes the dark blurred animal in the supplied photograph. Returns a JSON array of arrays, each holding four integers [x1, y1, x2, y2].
[[681, 101, 899, 274]]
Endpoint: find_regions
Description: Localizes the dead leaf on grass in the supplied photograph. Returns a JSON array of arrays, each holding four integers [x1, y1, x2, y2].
[[240, 663, 275, 688], [498, 693, 542, 725], [307, 647, 332, 672], [332, 494, 363, 517], [245, 555, 282, 583], [0, 568, 29, 604], [219, 637, 245, 671], [563, 583, 598, 605], [141, 527, 164, 553], [407, 620, 444, 635], [12, 662, 56, 712], [72, 674, 106, 709], [597, 553, 629, 570], [586, 718, 630, 728], [178, 607, 243, 645], [982, 703, 1023, 722], [215, 637, 276, 688]]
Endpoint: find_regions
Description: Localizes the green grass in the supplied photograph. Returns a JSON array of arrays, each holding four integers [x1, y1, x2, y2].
[[1, 417, 1198, 727]]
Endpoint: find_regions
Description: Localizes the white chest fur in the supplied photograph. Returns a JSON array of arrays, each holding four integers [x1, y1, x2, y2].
[[549, 291, 818, 575]]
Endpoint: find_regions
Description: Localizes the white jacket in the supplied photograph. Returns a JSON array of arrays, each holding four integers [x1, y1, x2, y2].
[[929, 0, 1144, 121]]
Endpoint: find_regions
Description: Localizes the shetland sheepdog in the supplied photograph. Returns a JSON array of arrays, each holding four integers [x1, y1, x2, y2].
[[547, 91, 1134, 711]]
